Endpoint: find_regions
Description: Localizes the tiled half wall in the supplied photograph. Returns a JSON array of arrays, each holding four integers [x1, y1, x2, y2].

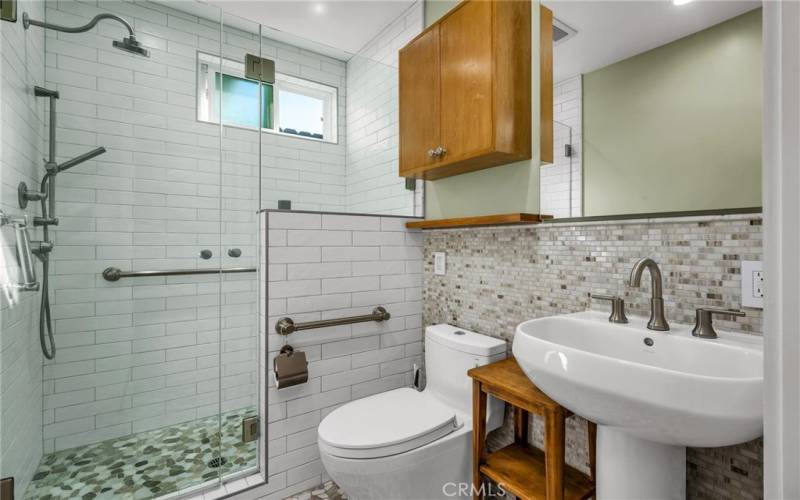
[[423, 214, 764, 499], [261, 210, 423, 498]]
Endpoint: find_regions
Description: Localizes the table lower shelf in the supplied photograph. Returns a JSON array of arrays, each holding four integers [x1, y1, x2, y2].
[[479, 443, 595, 500]]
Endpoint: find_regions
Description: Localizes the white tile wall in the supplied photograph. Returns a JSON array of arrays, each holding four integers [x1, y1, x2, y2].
[[256, 211, 423, 499], [345, 2, 423, 216], [0, 0, 46, 496], [541, 75, 582, 218]]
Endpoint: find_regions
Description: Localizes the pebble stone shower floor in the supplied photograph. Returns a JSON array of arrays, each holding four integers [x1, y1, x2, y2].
[[24, 407, 258, 499]]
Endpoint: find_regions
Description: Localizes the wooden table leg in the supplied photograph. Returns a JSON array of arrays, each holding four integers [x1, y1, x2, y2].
[[472, 380, 487, 500], [588, 420, 597, 484], [544, 409, 565, 500], [514, 406, 529, 445]]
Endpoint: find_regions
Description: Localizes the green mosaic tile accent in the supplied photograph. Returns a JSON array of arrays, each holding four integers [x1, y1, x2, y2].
[[25, 407, 258, 500]]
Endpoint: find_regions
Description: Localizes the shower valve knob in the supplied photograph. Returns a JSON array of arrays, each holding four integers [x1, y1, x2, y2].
[[17, 182, 46, 209]]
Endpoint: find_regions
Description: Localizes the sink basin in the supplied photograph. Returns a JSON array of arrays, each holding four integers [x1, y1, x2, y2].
[[512, 310, 763, 499]]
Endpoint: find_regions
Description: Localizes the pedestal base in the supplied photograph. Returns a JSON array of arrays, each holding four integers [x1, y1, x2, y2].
[[596, 426, 685, 500]]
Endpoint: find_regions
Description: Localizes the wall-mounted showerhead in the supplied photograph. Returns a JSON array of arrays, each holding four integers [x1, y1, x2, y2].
[[113, 36, 150, 57], [23, 12, 150, 58]]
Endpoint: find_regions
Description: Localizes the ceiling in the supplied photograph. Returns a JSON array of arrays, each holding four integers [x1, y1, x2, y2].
[[545, 0, 761, 83], [210, 0, 416, 60]]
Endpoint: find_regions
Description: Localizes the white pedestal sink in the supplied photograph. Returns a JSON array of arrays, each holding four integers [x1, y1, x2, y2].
[[512, 311, 762, 500]]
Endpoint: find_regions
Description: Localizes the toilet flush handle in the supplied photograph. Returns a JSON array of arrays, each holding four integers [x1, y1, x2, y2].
[[412, 363, 423, 391]]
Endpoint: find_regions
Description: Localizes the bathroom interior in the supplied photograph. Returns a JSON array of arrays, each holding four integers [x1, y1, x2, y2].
[[0, 0, 792, 499]]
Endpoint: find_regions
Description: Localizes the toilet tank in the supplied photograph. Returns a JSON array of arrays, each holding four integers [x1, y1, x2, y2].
[[424, 324, 507, 428]]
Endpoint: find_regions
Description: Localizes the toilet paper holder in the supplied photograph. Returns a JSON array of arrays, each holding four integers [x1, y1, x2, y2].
[[273, 344, 308, 389]]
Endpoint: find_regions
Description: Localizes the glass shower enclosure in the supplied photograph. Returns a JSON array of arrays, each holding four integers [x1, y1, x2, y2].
[[1, 1, 263, 498]]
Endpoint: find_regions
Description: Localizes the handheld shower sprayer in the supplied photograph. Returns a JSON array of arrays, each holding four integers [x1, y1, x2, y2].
[[16, 86, 109, 360]]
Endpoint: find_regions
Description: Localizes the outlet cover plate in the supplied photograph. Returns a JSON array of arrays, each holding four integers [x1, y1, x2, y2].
[[741, 260, 764, 309], [433, 252, 446, 276]]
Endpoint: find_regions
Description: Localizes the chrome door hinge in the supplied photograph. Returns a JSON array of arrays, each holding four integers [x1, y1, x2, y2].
[[245, 54, 275, 84], [242, 416, 260, 443], [1, 0, 17, 22], [1, 476, 14, 500]]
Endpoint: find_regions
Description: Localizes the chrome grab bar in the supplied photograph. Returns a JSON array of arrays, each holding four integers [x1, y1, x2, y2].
[[102, 266, 256, 281], [275, 307, 391, 336]]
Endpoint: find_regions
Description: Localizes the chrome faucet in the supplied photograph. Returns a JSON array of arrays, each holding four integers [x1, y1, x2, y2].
[[629, 258, 670, 331]]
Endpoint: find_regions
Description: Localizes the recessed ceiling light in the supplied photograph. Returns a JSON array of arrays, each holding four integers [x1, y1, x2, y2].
[[312, 3, 326, 15], [673, 0, 694, 5]]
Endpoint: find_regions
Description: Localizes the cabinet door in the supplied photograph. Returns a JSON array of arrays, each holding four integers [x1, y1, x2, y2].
[[399, 26, 441, 175], [439, 0, 494, 162]]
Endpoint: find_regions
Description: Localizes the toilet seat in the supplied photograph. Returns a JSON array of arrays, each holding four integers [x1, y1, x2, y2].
[[318, 388, 463, 459]]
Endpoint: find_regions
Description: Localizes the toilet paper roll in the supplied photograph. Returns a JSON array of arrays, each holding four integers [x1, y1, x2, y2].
[[273, 345, 308, 389]]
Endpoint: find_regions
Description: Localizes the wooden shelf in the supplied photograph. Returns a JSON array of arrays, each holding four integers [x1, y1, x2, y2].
[[480, 443, 594, 500], [405, 213, 552, 230]]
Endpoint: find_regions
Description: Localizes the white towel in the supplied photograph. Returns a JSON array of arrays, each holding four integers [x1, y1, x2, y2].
[[0, 224, 22, 306]]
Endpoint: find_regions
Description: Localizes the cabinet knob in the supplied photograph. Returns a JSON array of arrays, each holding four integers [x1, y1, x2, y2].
[[428, 146, 447, 158], [427, 148, 437, 158]]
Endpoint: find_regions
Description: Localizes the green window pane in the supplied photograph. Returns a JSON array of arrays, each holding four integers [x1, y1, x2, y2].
[[215, 73, 273, 130], [262, 84, 274, 129]]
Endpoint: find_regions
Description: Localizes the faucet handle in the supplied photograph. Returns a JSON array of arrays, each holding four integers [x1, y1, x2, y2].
[[691, 308, 746, 339], [591, 294, 629, 324]]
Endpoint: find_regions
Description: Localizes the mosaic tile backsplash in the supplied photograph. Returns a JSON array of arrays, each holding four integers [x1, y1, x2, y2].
[[423, 214, 764, 500]]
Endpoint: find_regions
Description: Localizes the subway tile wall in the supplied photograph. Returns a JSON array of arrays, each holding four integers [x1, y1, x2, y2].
[[424, 214, 764, 499], [345, 1, 424, 216], [0, 0, 46, 495], [540, 75, 582, 218], [260, 211, 423, 499]]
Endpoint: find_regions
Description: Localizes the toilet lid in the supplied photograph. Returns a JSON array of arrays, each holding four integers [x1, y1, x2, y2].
[[318, 388, 462, 459]]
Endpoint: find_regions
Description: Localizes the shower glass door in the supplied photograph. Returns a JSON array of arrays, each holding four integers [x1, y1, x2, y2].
[[215, 9, 262, 481]]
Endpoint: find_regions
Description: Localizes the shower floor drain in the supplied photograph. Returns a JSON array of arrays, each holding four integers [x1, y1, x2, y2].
[[207, 457, 227, 468]]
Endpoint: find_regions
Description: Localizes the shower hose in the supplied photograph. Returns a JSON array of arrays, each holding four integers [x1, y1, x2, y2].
[[39, 198, 56, 360]]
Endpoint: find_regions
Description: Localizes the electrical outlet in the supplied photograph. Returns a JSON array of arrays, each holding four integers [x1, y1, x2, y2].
[[433, 252, 446, 276], [741, 261, 764, 308]]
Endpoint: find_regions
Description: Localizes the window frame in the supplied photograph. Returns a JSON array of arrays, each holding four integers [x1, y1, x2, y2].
[[196, 51, 338, 144]]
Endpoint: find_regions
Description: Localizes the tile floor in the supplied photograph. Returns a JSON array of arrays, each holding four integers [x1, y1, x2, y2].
[[25, 408, 258, 500], [284, 481, 347, 500]]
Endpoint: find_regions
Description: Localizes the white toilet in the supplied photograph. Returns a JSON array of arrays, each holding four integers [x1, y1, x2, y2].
[[318, 324, 506, 500]]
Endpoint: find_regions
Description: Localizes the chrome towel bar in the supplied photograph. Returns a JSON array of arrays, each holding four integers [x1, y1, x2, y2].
[[102, 266, 256, 281], [275, 307, 390, 336]]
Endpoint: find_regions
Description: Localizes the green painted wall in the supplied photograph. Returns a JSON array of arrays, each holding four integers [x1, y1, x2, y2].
[[424, 0, 459, 28], [422, 0, 542, 219], [583, 8, 762, 216]]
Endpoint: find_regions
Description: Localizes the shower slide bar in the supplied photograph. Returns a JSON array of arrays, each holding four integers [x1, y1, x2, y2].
[[275, 307, 391, 336], [102, 266, 256, 282]]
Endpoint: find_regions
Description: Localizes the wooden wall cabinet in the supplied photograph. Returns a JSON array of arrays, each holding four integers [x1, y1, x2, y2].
[[540, 4, 554, 164], [399, 0, 533, 180]]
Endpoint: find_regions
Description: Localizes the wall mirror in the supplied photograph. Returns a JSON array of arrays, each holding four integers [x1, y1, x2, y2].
[[540, 1, 762, 219]]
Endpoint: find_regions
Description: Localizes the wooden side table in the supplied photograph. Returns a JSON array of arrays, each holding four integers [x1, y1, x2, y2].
[[468, 357, 596, 500]]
